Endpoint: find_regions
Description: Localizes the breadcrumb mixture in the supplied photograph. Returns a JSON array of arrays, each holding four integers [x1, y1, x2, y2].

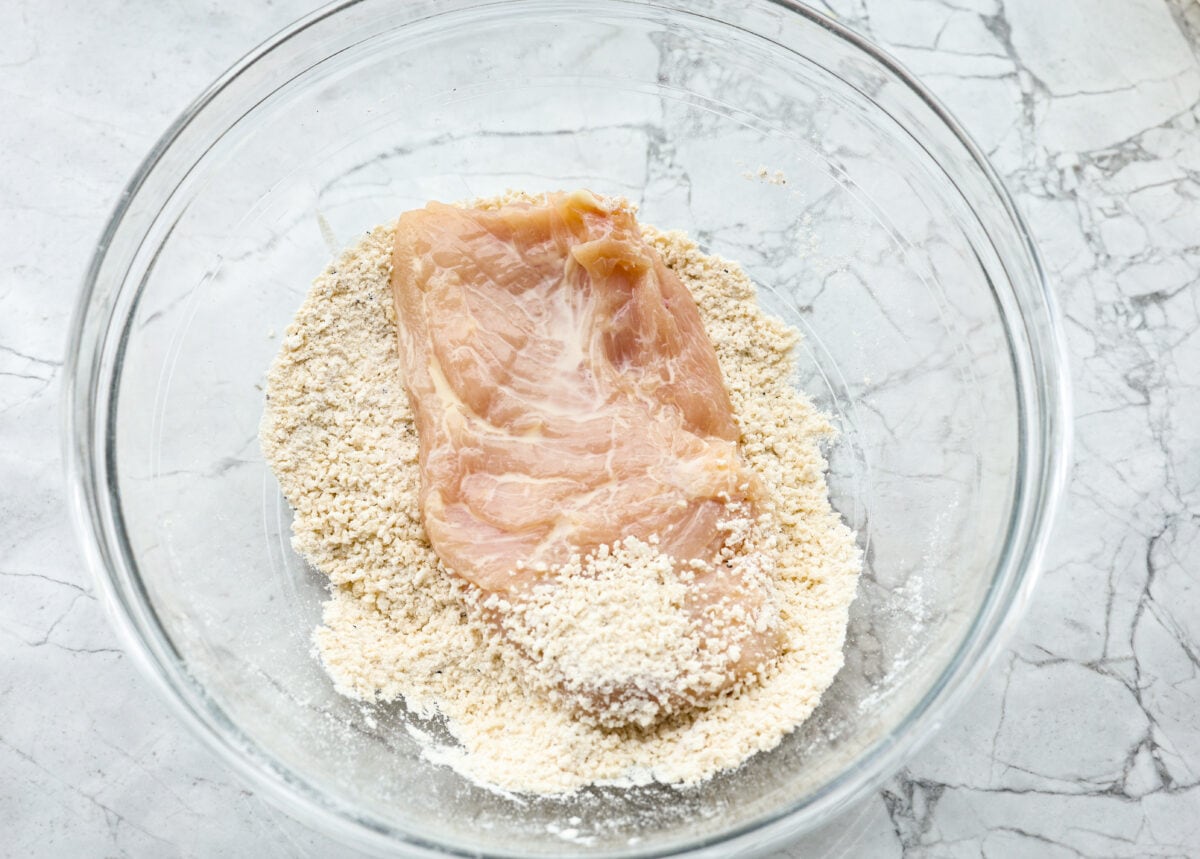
[[482, 513, 777, 731], [260, 196, 862, 794]]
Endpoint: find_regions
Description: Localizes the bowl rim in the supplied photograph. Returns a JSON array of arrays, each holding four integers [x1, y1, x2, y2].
[[63, 0, 1072, 856]]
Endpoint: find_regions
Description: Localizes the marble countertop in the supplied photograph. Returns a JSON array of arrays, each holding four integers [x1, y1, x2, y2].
[[3, 0, 1198, 855]]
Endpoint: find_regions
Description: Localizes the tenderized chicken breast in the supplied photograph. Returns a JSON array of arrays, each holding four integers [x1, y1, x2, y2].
[[391, 190, 782, 720]]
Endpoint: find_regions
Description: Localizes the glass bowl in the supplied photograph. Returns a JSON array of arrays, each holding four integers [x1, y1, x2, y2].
[[64, 0, 1070, 856]]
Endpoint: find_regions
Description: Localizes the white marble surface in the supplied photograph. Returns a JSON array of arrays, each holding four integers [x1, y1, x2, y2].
[[3, 0, 1198, 856]]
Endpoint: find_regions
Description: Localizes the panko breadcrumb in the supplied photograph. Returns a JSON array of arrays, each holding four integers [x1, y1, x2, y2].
[[259, 194, 862, 794]]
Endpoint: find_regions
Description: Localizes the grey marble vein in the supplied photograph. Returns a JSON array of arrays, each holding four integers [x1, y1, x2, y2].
[[2, 0, 1198, 856]]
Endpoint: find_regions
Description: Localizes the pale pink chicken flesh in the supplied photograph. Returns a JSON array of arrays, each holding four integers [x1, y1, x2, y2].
[[391, 190, 782, 712]]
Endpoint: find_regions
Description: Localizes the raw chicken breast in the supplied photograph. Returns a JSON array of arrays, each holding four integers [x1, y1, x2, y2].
[[391, 190, 782, 716]]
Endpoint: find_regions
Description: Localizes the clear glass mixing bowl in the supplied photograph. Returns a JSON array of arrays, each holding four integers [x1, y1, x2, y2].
[[65, 1, 1070, 856]]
